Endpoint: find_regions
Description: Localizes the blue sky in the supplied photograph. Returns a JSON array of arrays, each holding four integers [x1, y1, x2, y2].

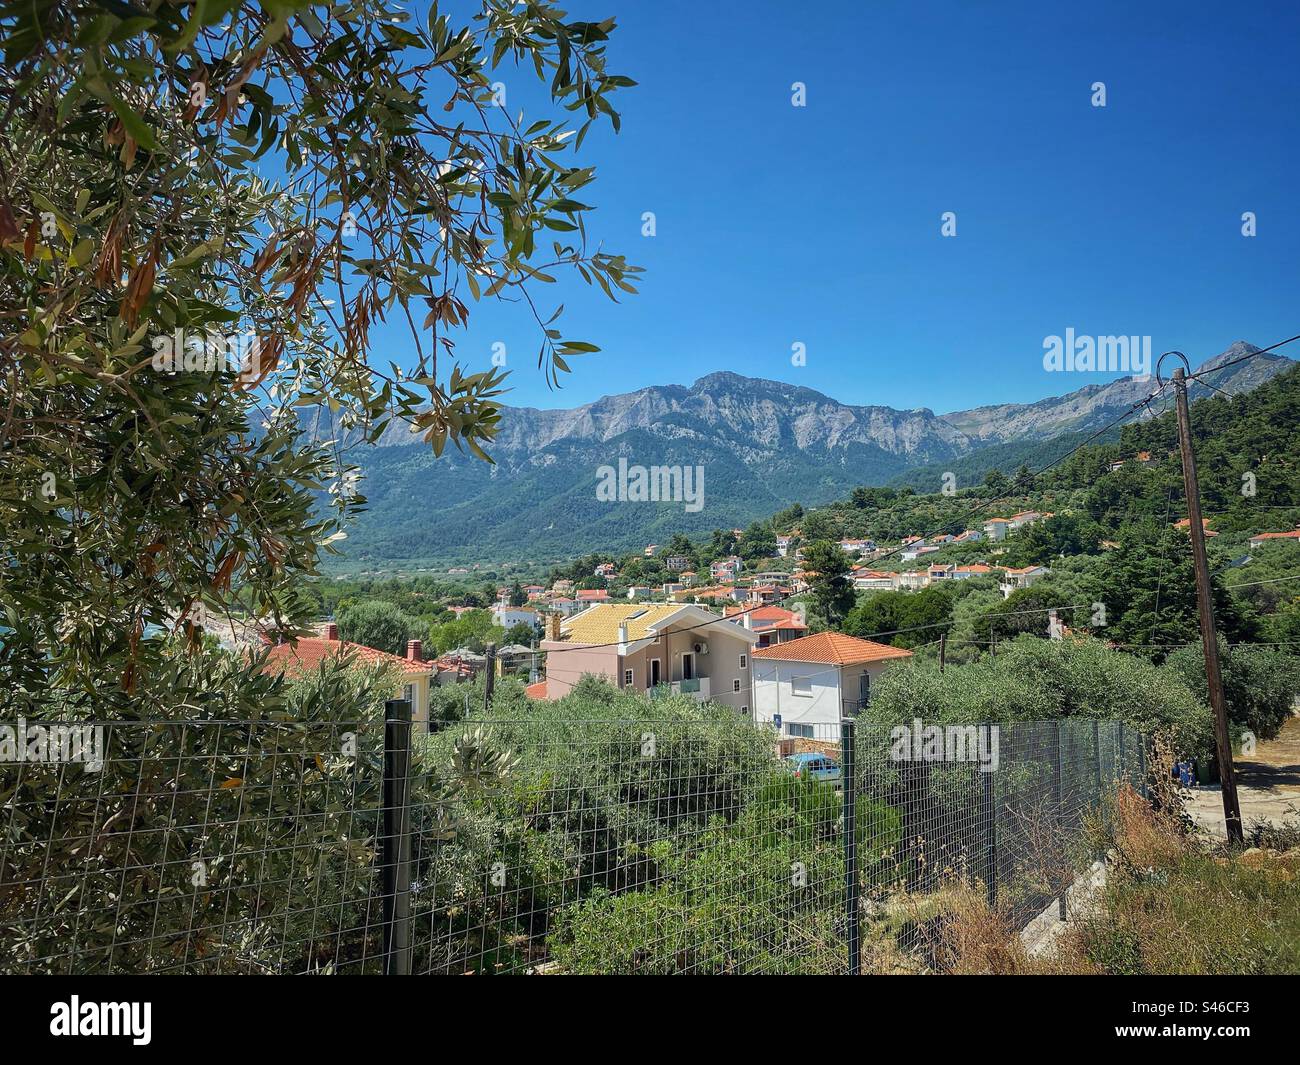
[[391, 0, 1300, 414]]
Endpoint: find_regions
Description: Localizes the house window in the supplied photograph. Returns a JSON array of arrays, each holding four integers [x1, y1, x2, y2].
[[732, 679, 741, 693], [791, 675, 813, 696], [741, 706, 749, 714], [623, 669, 634, 688], [739, 653, 748, 670], [787, 722, 814, 739]]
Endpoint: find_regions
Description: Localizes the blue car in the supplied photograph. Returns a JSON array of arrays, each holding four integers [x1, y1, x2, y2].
[[784, 752, 841, 784]]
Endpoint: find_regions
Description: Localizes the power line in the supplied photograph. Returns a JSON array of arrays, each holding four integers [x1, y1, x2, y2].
[[1185, 332, 1300, 380]]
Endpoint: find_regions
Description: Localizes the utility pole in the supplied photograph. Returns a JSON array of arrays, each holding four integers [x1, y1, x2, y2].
[[1172, 367, 1243, 844], [938, 633, 946, 673]]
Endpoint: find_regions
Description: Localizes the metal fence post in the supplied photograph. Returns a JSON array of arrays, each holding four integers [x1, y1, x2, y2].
[[1093, 718, 1103, 801], [1053, 722, 1066, 920], [381, 698, 413, 975], [840, 714, 859, 975], [1138, 731, 1149, 799], [980, 764, 997, 909]]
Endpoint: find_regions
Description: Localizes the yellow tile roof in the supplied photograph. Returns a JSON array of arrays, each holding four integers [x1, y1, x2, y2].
[[561, 603, 686, 644]]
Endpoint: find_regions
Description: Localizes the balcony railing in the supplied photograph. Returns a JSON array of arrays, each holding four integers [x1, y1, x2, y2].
[[670, 677, 710, 699]]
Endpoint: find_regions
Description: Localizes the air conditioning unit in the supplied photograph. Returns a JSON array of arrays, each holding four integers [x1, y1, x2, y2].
[[693, 641, 709, 655]]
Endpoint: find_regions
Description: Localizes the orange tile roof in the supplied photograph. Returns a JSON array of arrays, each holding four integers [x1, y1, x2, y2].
[[1252, 530, 1300, 541], [752, 631, 913, 666], [261, 637, 431, 677], [525, 680, 549, 700]]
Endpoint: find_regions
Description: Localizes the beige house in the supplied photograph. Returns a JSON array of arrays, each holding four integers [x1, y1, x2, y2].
[[541, 603, 759, 713]]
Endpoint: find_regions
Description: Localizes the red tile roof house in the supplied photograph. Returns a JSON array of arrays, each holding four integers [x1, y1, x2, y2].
[[751, 633, 913, 738], [1173, 517, 1218, 537], [724, 604, 808, 646], [575, 588, 610, 603], [1248, 529, 1300, 548], [260, 623, 435, 731]]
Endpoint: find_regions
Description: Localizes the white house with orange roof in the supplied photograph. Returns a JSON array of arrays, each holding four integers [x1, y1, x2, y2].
[[983, 517, 1012, 541], [1249, 528, 1300, 549], [853, 569, 895, 591], [751, 632, 913, 737], [996, 564, 1050, 597]]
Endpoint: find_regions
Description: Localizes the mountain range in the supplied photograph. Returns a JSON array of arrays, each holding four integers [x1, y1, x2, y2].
[[317, 341, 1289, 570]]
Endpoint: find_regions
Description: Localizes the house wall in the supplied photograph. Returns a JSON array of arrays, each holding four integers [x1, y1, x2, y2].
[[540, 641, 617, 699], [619, 621, 754, 714], [753, 660, 895, 735], [753, 660, 843, 734], [398, 674, 432, 733]]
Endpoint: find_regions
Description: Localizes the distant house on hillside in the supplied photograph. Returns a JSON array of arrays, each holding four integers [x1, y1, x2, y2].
[[576, 589, 610, 603], [1249, 528, 1300, 548], [539, 603, 757, 712], [1173, 517, 1218, 538], [983, 518, 1011, 541], [752, 633, 912, 737], [492, 604, 539, 629], [997, 565, 1049, 597], [852, 570, 895, 592], [665, 555, 691, 572]]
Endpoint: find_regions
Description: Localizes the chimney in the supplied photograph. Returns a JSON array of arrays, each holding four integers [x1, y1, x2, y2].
[[406, 639, 422, 662], [546, 612, 562, 642], [325, 622, 338, 641]]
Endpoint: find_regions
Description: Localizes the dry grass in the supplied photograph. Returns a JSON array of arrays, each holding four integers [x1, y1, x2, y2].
[[928, 736, 1300, 975]]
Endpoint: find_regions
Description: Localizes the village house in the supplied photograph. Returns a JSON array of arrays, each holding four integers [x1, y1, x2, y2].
[[983, 518, 1011, 541], [852, 569, 895, 592], [710, 556, 743, 581], [675, 584, 745, 605], [492, 604, 540, 630], [665, 555, 692, 572], [724, 604, 807, 646], [751, 632, 913, 737], [575, 588, 611, 603], [261, 623, 435, 730], [997, 564, 1050, 597], [1174, 517, 1218, 538], [1249, 528, 1300, 548], [626, 585, 655, 600], [539, 603, 757, 713]]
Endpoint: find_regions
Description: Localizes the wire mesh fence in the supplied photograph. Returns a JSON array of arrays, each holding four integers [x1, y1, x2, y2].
[[0, 718, 393, 974], [1, 708, 1146, 975]]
